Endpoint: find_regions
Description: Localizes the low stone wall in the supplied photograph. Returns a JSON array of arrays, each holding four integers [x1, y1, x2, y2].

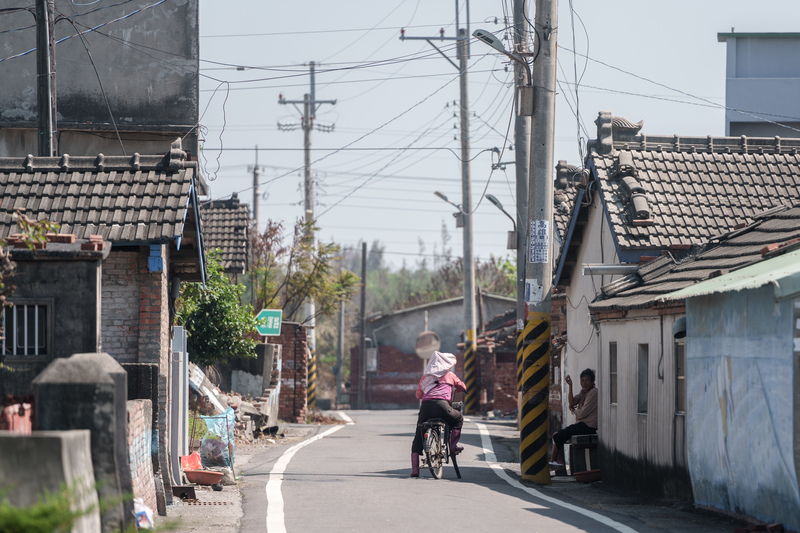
[[127, 399, 157, 514], [0, 430, 100, 533]]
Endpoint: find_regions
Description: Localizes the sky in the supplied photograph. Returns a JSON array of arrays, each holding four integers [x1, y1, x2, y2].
[[197, 0, 800, 270]]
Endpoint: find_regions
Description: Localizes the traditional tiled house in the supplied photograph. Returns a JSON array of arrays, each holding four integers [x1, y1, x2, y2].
[[200, 193, 250, 280], [555, 111, 800, 498], [0, 141, 206, 507]]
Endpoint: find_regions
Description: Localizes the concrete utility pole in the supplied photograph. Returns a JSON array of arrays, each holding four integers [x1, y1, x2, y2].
[[248, 146, 263, 231], [520, 0, 558, 485], [336, 298, 345, 408], [36, 0, 57, 157], [401, 4, 478, 415], [278, 61, 336, 410], [358, 242, 367, 409], [513, 0, 532, 394]]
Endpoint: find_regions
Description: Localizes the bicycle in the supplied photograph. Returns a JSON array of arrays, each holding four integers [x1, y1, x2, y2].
[[419, 401, 463, 479]]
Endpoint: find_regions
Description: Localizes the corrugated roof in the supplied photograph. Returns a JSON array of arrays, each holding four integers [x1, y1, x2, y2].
[[660, 247, 800, 302]]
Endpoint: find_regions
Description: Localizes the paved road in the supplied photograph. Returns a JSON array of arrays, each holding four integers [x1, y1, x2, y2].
[[233, 410, 742, 533]]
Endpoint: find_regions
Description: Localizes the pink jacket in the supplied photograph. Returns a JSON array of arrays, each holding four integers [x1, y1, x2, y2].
[[415, 371, 466, 401]]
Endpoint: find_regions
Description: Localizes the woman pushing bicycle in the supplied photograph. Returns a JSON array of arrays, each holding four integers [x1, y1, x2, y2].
[[410, 351, 466, 478]]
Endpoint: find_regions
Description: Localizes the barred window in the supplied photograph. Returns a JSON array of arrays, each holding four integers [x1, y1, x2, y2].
[[637, 343, 649, 414], [609, 342, 618, 404], [675, 341, 686, 413], [2, 304, 49, 356]]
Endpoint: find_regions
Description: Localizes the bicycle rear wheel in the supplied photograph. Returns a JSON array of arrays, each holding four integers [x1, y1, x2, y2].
[[425, 428, 443, 479]]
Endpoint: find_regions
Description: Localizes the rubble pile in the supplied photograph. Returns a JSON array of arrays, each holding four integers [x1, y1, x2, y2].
[[188, 363, 278, 445]]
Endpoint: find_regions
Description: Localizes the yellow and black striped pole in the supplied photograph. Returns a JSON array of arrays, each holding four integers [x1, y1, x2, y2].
[[520, 311, 551, 483], [463, 329, 477, 414], [307, 348, 317, 410], [518, 320, 536, 390]]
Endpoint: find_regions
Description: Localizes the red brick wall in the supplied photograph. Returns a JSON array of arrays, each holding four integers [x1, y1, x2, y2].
[[126, 399, 157, 513], [102, 246, 173, 504], [349, 345, 465, 408], [267, 323, 308, 423], [101, 247, 170, 366]]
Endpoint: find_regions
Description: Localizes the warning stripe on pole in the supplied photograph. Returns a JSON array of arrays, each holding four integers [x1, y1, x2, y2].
[[517, 320, 536, 391], [520, 311, 551, 484], [307, 350, 317, 410], [463, 329, 477, 415]]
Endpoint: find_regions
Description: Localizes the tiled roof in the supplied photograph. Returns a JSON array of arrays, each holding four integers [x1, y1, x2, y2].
[[553, 161, 588, 274], [0, 142, 205, 280], [589, 203, 800, 312], [555, 111, 800, 287], [200, 194, 250, 274], [589, 111, 800, 255]]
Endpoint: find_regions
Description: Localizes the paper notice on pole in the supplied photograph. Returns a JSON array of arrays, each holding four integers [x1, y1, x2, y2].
[[529, 219, 550, 264], [525, 279, 543, 305]]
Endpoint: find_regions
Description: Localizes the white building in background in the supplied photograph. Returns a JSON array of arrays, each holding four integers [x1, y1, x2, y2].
[[718, 32, 800, 137]]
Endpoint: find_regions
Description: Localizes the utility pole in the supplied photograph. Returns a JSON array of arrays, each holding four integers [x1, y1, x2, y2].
[[401, 3, 478, 415], [278, 62, 336, 411], [513, 0, 532, 397], [358, 242, 367, 409], [36, 0, 57, 156], [248, 146, 263, 231], [520, 0, 558, 485], [336, 298, 345, 409]]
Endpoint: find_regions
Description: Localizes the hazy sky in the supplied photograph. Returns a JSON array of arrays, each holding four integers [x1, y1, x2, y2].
[[197, 0, 800, 269]]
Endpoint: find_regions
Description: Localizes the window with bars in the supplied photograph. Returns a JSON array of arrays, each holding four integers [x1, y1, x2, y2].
[[2, 304, 49, 357], [609, 341, 618, 404], [675, 340, 686, 413], [637, 343, 649, 414]]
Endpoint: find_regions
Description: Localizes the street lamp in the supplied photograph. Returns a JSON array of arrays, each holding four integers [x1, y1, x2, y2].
[[472, 29, 531, 86], [434, 191, 465, 228], [485, 194, 517, 250]]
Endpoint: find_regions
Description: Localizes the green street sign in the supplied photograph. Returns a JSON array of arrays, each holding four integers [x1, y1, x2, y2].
[[256, 309, 282, 336]]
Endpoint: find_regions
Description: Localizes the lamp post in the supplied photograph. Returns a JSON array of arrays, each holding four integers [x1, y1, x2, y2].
[[485, 194, 518, 251], [433, 190, 477, 414]]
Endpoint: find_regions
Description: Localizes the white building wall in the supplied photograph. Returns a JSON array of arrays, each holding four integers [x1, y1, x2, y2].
[[563, 192, 618, 426]]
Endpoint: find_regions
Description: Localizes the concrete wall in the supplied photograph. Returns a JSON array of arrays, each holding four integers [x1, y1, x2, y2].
[[0, 429, 100, 533], [0, 0, 199, 156], [597, 313, 692, 500], [685, 287, 800, 530], [721, 34, 800, 137], [127, 399, 157, 514], [0, 256, 102, 397]]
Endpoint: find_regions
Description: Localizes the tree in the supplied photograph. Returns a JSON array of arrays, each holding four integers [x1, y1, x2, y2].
[[176, 251, 260, 366], [250, 219, 360, 323]]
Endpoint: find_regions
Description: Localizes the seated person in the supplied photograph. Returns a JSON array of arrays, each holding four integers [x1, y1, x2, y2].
[[550, 368, 597, 467]]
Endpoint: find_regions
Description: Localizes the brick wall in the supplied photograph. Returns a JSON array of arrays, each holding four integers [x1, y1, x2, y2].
[[267, 323, 308, 423], [101, 251, 141, 362], [349, 345, 465, 409], [103, 246, 173, 508], [127, 399, 157, 513], [493, 352, 518, 413]]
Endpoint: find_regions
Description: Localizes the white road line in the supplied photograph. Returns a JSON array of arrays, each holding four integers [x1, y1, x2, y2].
[[475, 423, 639, 533], [265, 425, 345, 533], [335, 411, 355, 424]]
